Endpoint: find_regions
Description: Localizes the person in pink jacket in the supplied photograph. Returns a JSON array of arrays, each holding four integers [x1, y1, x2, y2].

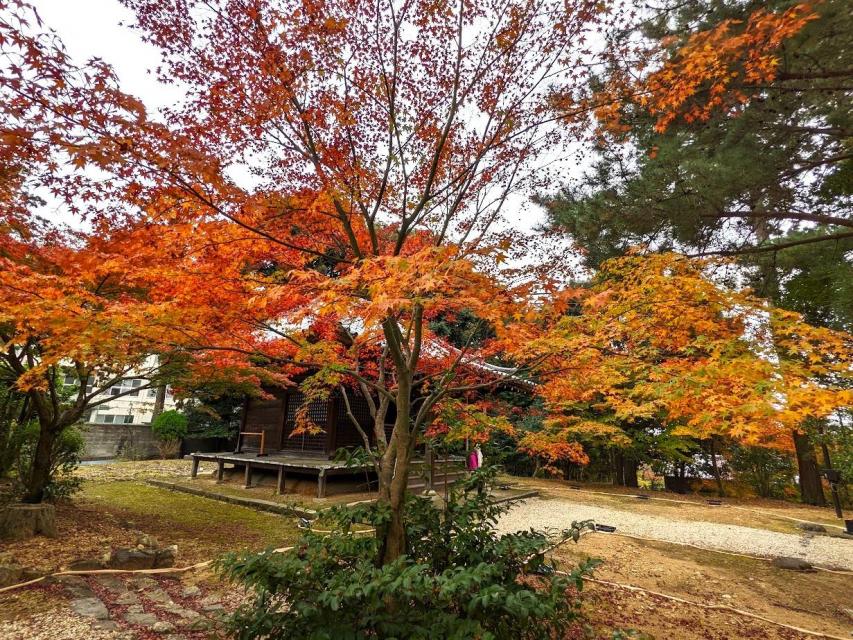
[[467, 444, 483, 471]]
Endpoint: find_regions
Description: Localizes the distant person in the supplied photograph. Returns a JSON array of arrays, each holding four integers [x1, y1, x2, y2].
[[467, 444, 483, 471]]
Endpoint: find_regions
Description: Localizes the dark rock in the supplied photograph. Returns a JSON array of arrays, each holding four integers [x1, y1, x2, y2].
[[127, 576, 159, 590], [186, 618, 215, 631], [797, 522, 827, 533], [116, 591, 140, 605], [68, 558, 108, 571], [145, 587, 173, 604], [110, 548, 158, 570], [95, 575, 129, 594], [158, 604, 200, 620], [136, 533, 160, 549], [155, 545, 178, 568], [61, 578, 97, 600], [772, 556, 814, 571], [180, 585, 201, 597]]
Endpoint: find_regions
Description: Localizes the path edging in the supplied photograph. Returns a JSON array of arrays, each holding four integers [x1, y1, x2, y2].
[[145, 480, 319, 519]]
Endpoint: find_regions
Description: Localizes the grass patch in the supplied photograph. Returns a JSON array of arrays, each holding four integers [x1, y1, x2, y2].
[[79, 481, 300, 559]]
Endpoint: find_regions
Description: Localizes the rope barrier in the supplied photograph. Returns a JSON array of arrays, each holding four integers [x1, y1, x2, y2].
[[0, 546, 295, 595]]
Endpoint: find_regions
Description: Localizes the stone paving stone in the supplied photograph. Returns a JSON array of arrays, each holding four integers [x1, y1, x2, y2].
[[115, 591, 140, 605], [70, 596, 110, 620], [143, 587, 174, 604], [94, 576, 127, 594], [124, 611, 160, 626], [151, 620, 176, 633]]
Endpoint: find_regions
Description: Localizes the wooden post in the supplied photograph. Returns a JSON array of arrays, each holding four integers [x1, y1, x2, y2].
[[325, 395, 338, 458], [317, 469, 327, 499], [190, 456, 200, 479], [215, 459, 225, 483], [235, 397, 249, 453], [276, 467, 286, 495], [425, 443, 434, 492], [279, 391, 290, 450], [244, 463, 253, 488]]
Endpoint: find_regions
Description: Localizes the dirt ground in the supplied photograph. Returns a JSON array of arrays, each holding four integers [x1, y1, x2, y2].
[[554, 533, 852, 639]]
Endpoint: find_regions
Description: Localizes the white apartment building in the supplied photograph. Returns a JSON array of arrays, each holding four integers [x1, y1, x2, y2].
[[65, 372, 178, 426]]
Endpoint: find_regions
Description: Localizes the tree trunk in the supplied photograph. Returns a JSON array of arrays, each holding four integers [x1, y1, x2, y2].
[[613, 450, 625, 486], [710, 438, 726, 497], [22, 422, 58, 504], [623, 457, 639, 488], [792, 430, 825, 506], [377, 378, 412, 565], [152, 385, 167, 421]]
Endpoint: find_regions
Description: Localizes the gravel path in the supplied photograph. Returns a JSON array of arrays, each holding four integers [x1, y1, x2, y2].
[[496, 497, 853, 571]]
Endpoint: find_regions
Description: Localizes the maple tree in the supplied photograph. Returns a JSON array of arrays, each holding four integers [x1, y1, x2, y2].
[[0, 226, 188, 502], [3, 0, 847, 558], [0, 2, 184, 503], [2, 0, 613, 559], [543, 0, 851, 499], [502, 253, 852, 479]]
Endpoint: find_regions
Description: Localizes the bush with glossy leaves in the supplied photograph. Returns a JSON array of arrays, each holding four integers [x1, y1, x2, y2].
[[218, 467, 596, 640]]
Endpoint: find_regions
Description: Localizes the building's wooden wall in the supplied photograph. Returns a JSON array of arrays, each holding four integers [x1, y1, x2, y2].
[[242, 386, 380, 458], [243, 393, 285, 453]]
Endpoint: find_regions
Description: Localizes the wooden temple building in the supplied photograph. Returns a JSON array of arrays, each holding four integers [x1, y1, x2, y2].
[[189, 386, 464, 497]]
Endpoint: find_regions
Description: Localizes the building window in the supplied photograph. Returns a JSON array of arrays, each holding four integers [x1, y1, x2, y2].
[[94, 414, 134, 425], [108, 378, 146, 397]]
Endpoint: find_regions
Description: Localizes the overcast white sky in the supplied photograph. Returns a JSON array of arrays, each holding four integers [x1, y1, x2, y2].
[[33, 0, 181, 111], [30, 0, 591, 239]]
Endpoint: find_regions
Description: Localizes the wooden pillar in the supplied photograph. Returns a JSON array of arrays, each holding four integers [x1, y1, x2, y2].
[[190, 456, 200, 479], [244, 463, 253, 488], [425, 444, 434, 491], [317, 469, 327, 499], [276, 467, 286, 495], [325, 396, 338, 459], [216, 459, 225, 483], [235, 397, 249, 453]]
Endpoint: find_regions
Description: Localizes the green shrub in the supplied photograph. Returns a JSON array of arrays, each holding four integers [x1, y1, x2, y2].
[[219, 467, 596, 640], [151, 410, 189, 441], [729, 445, 795, 498], [151, 410, 188, 459]]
